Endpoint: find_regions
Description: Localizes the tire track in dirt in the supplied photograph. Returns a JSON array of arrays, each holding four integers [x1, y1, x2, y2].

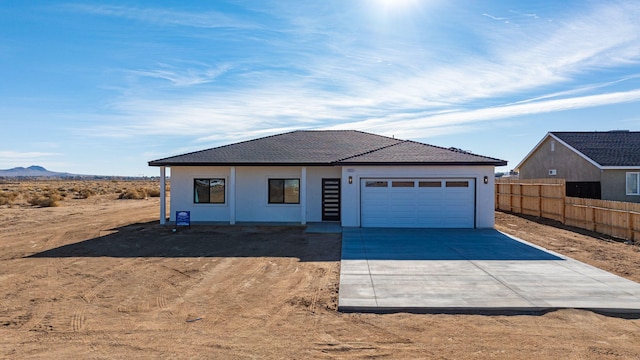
[[178, 258, 236, 331], [262, 270, 305, 328], [20, 301, 53, 332], [251, 259, 315, 328], [82, 280, 110, 304], [182, 258, 267, 332], [81, 262, 131, 304], [71, 306, 87, 332], [150, 263, 197, 326], [44, 230, 69, 281], [155, 290, 182, 325], [262, 265, 332, 341], [20, 301, 77, 332], [12, 230, 72, 333], [309, 267, 329, 315], [216, 259, 270, 329], [310, 312, 414, 357]]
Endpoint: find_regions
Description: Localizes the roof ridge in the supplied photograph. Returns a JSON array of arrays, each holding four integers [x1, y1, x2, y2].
[[551, 131, 640, 135], [149, 131, 297, 163], [334, 139, 406, 163], [402, 139, 506, 162]]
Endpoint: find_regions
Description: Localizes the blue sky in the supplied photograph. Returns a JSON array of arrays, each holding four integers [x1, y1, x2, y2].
[[2, 0, 640, 176]]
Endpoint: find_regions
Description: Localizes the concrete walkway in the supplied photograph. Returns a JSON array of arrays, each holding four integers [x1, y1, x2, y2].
[[338, 228, 640, 314]]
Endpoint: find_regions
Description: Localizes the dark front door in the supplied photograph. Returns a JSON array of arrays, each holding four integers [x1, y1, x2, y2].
[[322, 178, 341, 221]]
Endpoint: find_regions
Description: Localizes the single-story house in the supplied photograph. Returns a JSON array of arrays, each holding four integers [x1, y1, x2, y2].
[[515, 131, 640, 202], [148, 130, 507, 228]]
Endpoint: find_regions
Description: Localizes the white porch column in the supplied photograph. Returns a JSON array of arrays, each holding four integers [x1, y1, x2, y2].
[[300, 166, 307, 225], [159, 166, 167, 225], [229, 166, 236, 225]]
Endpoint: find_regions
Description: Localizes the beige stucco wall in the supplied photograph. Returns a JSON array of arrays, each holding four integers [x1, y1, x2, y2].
[[518, 137, 601, 181], [601, 169, 640, 203]]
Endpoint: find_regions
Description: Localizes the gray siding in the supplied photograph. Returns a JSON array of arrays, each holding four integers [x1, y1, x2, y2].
[[601, 169, 640, 203], [519, 137, 601, 181]]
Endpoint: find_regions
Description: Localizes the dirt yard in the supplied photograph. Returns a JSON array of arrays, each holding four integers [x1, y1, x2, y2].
[[1, 182, 640, 359]]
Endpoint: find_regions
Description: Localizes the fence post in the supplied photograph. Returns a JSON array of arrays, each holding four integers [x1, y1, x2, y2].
[[509, 183, 513, 212], [561, 181, 566, 224], [537, 184, 542, 217], [628, 211, 633, 241]]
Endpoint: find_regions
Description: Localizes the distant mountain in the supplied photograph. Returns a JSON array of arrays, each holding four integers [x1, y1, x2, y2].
[[0, 165, 75, 177]]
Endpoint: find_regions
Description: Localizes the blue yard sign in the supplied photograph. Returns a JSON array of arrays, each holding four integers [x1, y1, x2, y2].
[[176, 211, 191, 227]]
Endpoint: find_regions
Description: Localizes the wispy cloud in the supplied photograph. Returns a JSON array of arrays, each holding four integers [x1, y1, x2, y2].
[[126, 63, 232, 86], [0, 151, 60, 159], [79, 1, 640, 149], [482, 13, 507, 21], [332, 89, 640, 139], [0, 151, 61, 168], [59, 4, 257, 29]]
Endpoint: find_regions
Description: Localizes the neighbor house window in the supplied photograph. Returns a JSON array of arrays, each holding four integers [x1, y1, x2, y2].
[[627, 172, 640, 195], [194, 179, 225, 203], [269, 179, 300, 204]]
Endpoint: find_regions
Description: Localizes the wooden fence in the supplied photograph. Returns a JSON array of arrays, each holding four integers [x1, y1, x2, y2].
[[496, 178, 640, 241]]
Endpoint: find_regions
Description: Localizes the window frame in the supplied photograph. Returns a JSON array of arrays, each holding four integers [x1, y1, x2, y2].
[[365, 180, 388, 188], [446, 181, 470, 188], [626, 172, 640, 196], [419, 181, 442, 188], [392, 181, 415, 188], [193, 178, 226, 204], [268, 178, 300, 204]]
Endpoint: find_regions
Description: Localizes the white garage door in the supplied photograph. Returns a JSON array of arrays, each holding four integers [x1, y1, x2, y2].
[[361, 179, 475, 228]]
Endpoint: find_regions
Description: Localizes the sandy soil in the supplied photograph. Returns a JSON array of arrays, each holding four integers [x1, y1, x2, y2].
[[1, 190, 640, 359]]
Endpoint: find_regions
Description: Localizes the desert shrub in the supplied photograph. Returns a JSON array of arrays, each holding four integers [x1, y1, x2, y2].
[[118, 188, 147, 200], [145, 188, 161, 197], [77, 188, 95, 199], [0, 191, 17, 206], [28, 193, 61, 207]]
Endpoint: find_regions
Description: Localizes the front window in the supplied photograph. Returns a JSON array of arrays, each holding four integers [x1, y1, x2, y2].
[[194, 179, 225, 203], [269, 179, 300, 204], [627, 172, 640, 195]]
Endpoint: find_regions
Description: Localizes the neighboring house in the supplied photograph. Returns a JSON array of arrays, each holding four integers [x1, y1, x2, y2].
[[149, 130, 506, 228], [515, 131, 640, 203]]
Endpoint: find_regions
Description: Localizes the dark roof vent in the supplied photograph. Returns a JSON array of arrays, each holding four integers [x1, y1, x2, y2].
[[448, 147, 471, 154]]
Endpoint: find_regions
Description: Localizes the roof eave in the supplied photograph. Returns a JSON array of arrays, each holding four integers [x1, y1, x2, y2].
[[148, 161, 335, 167], [150, 160, 507, 167], [336, 161, 507, 166], [600, 166, 640, 170], [514, 132, 604, 171]]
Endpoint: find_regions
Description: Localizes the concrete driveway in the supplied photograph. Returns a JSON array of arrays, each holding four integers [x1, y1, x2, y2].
[[338, 228, 640, 314]]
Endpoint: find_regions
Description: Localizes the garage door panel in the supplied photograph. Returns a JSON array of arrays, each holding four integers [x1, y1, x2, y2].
[[416, 192, 443, 201], [362, 197, 390, 207], [390, 209, 417, 216], [389, 193, 414, 204], [361, 178, 475, 228]]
